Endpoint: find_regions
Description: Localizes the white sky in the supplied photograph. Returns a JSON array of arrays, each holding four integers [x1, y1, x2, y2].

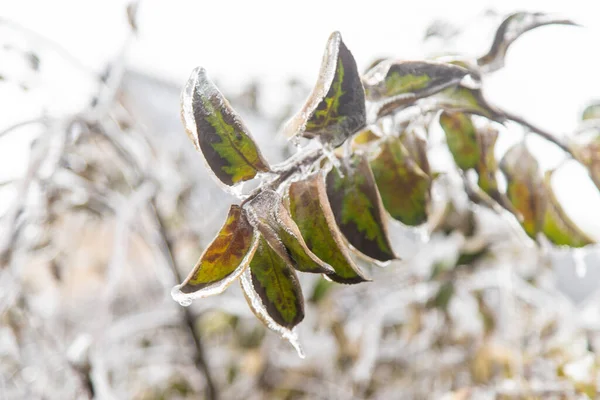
[[2, 0, 600, 237]]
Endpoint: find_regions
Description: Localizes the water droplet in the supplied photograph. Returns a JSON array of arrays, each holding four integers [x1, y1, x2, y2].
[[171, 285, 193, 307]]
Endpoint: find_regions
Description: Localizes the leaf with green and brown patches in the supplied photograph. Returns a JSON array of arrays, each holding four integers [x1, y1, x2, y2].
[[245, 236, 304, 329], [287, 173, 370, 284], [478, 12, 578, 73], [239, 239, 305, 356], [474, 126, 511, 212], [181, 67, 269, 186], [244, 190, 334, 275], [570, 132, 600, 192], [178, 205, 259, 296], [542, 170, 594, 247], [285, 31, 366, 146], [363, 60, 469, 118], [435, 86, 505, 121], [439, 111, 480, 170], [500, 142, 547, 238], [582, 103, 600, 121], [370, 137, 431, 226], [326, 154, 396, 261]]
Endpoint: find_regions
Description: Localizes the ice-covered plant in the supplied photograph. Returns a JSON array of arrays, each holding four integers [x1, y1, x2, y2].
[[171, 12, 598, 356]]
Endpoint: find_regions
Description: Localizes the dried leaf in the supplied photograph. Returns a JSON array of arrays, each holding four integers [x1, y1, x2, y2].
[[288, 174, 370, 284], [478, 12, 578, 72], [370, 137, 431, 226], [177, 205, 258, 296], [364, 60, 469, 117], [500, 142, 547, 238], [244, 190, 333, 275], [285, 31, 366, 146], [181, 67, 269, 186], [439, 111, 481, 170], [542, 170, 594, 247], [326, 154, 396, 261]]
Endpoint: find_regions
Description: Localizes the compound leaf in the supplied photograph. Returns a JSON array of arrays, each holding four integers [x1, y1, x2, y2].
[[439, 111, 480, 170], [478, 12, 578, 73], [542, 170, 595, 247], [500, 142, 547, 238], [244, 190, 334, 275], [177, 205, 258, 296], [370, 137, 431, 226], [326, 154, 396, 261], [285, 31, 366, 146], [181, 67, 269, 186], [288, 173, 370, 284]]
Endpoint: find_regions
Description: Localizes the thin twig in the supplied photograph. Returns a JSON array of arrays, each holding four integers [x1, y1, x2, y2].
[[503, 111, 575, 157], [150, 198, 218, 400]]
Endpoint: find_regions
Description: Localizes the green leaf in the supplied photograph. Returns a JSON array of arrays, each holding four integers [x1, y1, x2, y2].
[[542, 170, 594, 247], [435, 86, 505, 121], [287, 173, 370, 284], [582, 103, 600, 121], [285, 31, 366, 146], [326, 154, 396, 261], [370, 137, 431, 226], [439, 111, 481, 170], [363, 60, 469, 117], [244, 190, 334, 275], [500, 142, 547, 238], [181, 67, 269, 186], [178, 205, 259, 296], [245, 236, 304, 329], [478, 12, 578, 73]]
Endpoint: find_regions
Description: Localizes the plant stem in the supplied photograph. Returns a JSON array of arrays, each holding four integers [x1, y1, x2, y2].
[[150, 199, 218, 400]]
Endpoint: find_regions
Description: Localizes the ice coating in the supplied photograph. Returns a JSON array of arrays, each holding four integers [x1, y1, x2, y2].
[[170, 231, 260, 305], [181, 66, 203, 152], [283, 31, 341, 139], [573, 248, 588, 279], [240, 268, 305, 358]]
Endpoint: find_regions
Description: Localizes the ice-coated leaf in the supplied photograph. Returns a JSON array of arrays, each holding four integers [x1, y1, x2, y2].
[[326, 153, 396, 261], [478, 12, 578, 73], [500, 142, 547, 238], [370, 137, 431, 226], [246, 235, 304, 328], [542, 170, 594, 248], [181, 67, 269, 186], [363, 60, 469, 117], [435, 86, 505, 121], [244, 190, 334, 275], [288, 173, 370, 284], [401, 130, 431, 177], [439, 111, 480, 171], [570, 132, 600, 191], [240, 263, 304, 357], [582, 103, 600, 121], [284, 31, 366, 147], [172, 205, 259, 302]]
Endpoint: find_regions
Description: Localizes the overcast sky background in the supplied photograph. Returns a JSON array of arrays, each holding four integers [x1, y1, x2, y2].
[[2, 0, 600, 237]]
